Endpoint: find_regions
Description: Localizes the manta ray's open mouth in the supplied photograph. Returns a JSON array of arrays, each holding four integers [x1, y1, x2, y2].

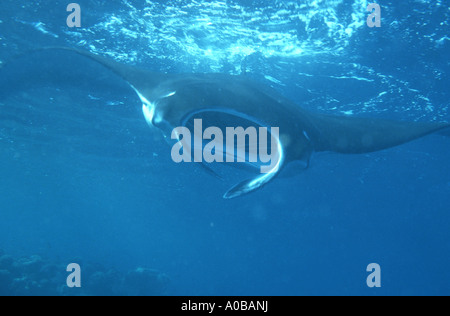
[[179, 109, 285, 199]]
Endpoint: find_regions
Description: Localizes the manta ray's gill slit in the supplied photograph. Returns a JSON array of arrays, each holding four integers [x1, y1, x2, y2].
[[303, 130, 311, 142]]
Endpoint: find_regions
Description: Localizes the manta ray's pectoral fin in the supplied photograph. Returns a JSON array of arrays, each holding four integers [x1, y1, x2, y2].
[[223, 135, 285, 199], [438, 127, 450, 138], [310, 114, 450, 154]]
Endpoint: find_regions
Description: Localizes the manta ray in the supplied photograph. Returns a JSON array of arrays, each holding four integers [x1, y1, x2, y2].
[[5, 48, 450, 198]]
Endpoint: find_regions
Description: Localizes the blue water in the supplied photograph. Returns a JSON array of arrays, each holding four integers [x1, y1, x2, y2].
[[0, 0, 449, 296]]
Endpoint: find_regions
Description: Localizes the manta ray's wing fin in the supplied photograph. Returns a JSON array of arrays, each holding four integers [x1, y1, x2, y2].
[[308, 113, 450, 154], [438, 127, 450, 138], [34, 47, 168, 96]]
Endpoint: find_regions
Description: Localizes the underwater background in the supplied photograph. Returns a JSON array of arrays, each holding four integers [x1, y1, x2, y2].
[[0, 0, 449, 295]]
